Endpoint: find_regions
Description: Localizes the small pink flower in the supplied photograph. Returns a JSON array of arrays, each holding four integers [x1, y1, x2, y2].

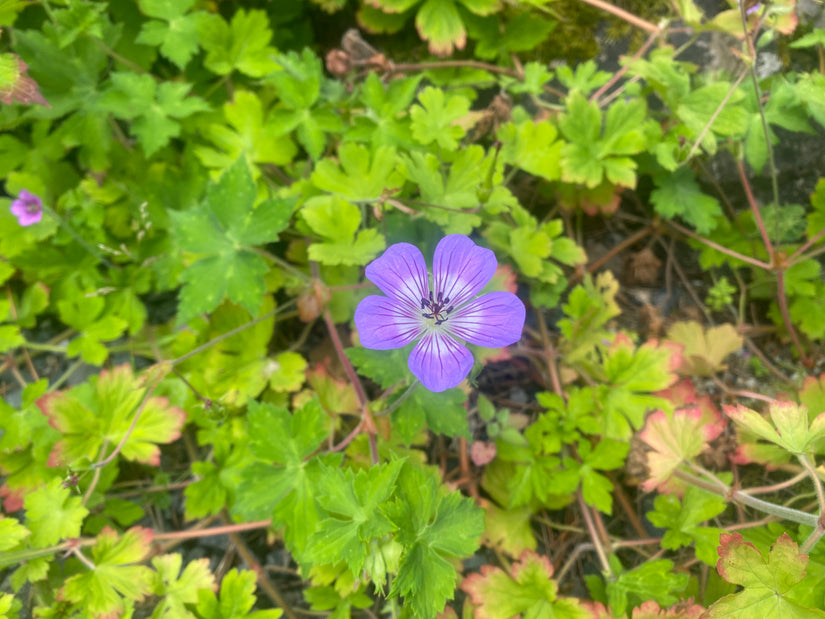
[[10, 190, 43, 226]]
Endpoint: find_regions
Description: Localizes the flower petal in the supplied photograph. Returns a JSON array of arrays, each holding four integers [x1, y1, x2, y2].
[[408, 331, 473, 392], [432, 235, 496, 308], [446, 291, 526, 347], [365, 242, 430, 310], [355, 295, 423, 350]]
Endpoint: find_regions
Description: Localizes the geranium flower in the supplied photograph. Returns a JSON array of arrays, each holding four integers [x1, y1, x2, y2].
[[355, 234, 526, 392], [10, 189, 43, 226]]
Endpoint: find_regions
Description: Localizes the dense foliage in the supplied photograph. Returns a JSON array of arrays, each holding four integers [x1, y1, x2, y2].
[[2, 0, 825, 617]]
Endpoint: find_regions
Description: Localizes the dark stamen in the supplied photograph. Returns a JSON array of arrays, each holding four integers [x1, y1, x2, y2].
[[445, 305, 454, 314]]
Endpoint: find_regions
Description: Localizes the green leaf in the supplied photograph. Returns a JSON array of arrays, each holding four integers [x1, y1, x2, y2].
[[387, 463, 485, 619], [60, 527, 154, 618], [556, 60, 611, 95], [794, 73, 825, 129], [311, 143, 402, 201], [558, 93, 647, 189], [302, 196, 386, 266], [233, 399, 340, 555], [136, 0, 202, 69], [25, 475, 89, 547], [0, 518, 29, 552], [37, 364, 186, 467], [195, 91, 297, 171], [151, 553, 216, 618], [600, 337, 680, 440], [707, 533, 825, 618], [304, 460, 404, 576], [198, 9, 279, 77], [346, 347, 470, 442], [604, 558, 688, 616], [415, 0, 466, 56], [100, 72, 209, 156], [461, 551, 589, 619], [650, 167, 723, 234], [268, 351, 308, 392], [647, 486, 726, 565], [397, 147, 485, 234], [676, 82, 748, 154], [497, 119, 561, 182], [410, 86, 471, 150], [196, 568, 282, 619], [171, 158, 294, 322]]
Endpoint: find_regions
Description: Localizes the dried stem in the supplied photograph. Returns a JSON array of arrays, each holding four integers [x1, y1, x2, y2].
[[577, 491, 612, 575]]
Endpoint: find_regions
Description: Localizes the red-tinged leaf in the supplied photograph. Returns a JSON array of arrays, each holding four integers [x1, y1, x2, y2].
[[666, 321, 743, 376], [800, 373, 825, 417], [725, 400, 825, 455], [415, 0, 465, 56], [0, 54, 49, 106], [707, 533, 825, 618], [604, 335, 683, 393], [38, 364, 186, 467], [584, 600, 704, 618], [640, 407, 722, 492], [656, 378, 724, 430], [60, 526, 154, 619], [461, 550, 589, 619]]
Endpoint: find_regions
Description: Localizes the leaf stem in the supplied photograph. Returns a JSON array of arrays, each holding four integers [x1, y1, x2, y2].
[[170, 302, 292, 366], [798, 455, 825, 516], [673, 469, 819, 527], [666, 220, 771, 269], [739, 0, 781, 213]]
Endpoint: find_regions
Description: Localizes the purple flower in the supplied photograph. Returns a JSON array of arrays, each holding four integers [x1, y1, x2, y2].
[[10, 190, 43, 226], [355, 234, 526, 392]]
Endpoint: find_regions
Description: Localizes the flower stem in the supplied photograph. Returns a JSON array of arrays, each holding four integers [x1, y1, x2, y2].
[[375, 380, 419, 417], [321, 307, 378, 464]]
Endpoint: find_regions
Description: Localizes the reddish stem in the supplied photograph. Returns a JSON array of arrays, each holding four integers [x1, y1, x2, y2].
[[737, 158, 774, 259], [775, 270, 808, 363]]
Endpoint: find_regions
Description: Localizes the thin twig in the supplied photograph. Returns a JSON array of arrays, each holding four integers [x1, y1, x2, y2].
[[576, 0, 660, 33]]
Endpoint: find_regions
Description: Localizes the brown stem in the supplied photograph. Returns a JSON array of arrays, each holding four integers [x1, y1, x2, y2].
[[222, 512, 298, 619], [577, 0, 660, 33], [788, 226, 825, 265], [775, 270, 807, 363], [591, 28, 662, 104], [666, 220, 771, 270], [321, 307, 378, 464], [577, 491, 612, 575], [736, 158, 774, 259]]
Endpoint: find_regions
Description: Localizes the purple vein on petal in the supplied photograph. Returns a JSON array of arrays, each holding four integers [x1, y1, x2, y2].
[[355, 295, 423, 350], [446, 291, 526, 347], [433, 235, 496, 308], [408, 331, 473, 392]]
